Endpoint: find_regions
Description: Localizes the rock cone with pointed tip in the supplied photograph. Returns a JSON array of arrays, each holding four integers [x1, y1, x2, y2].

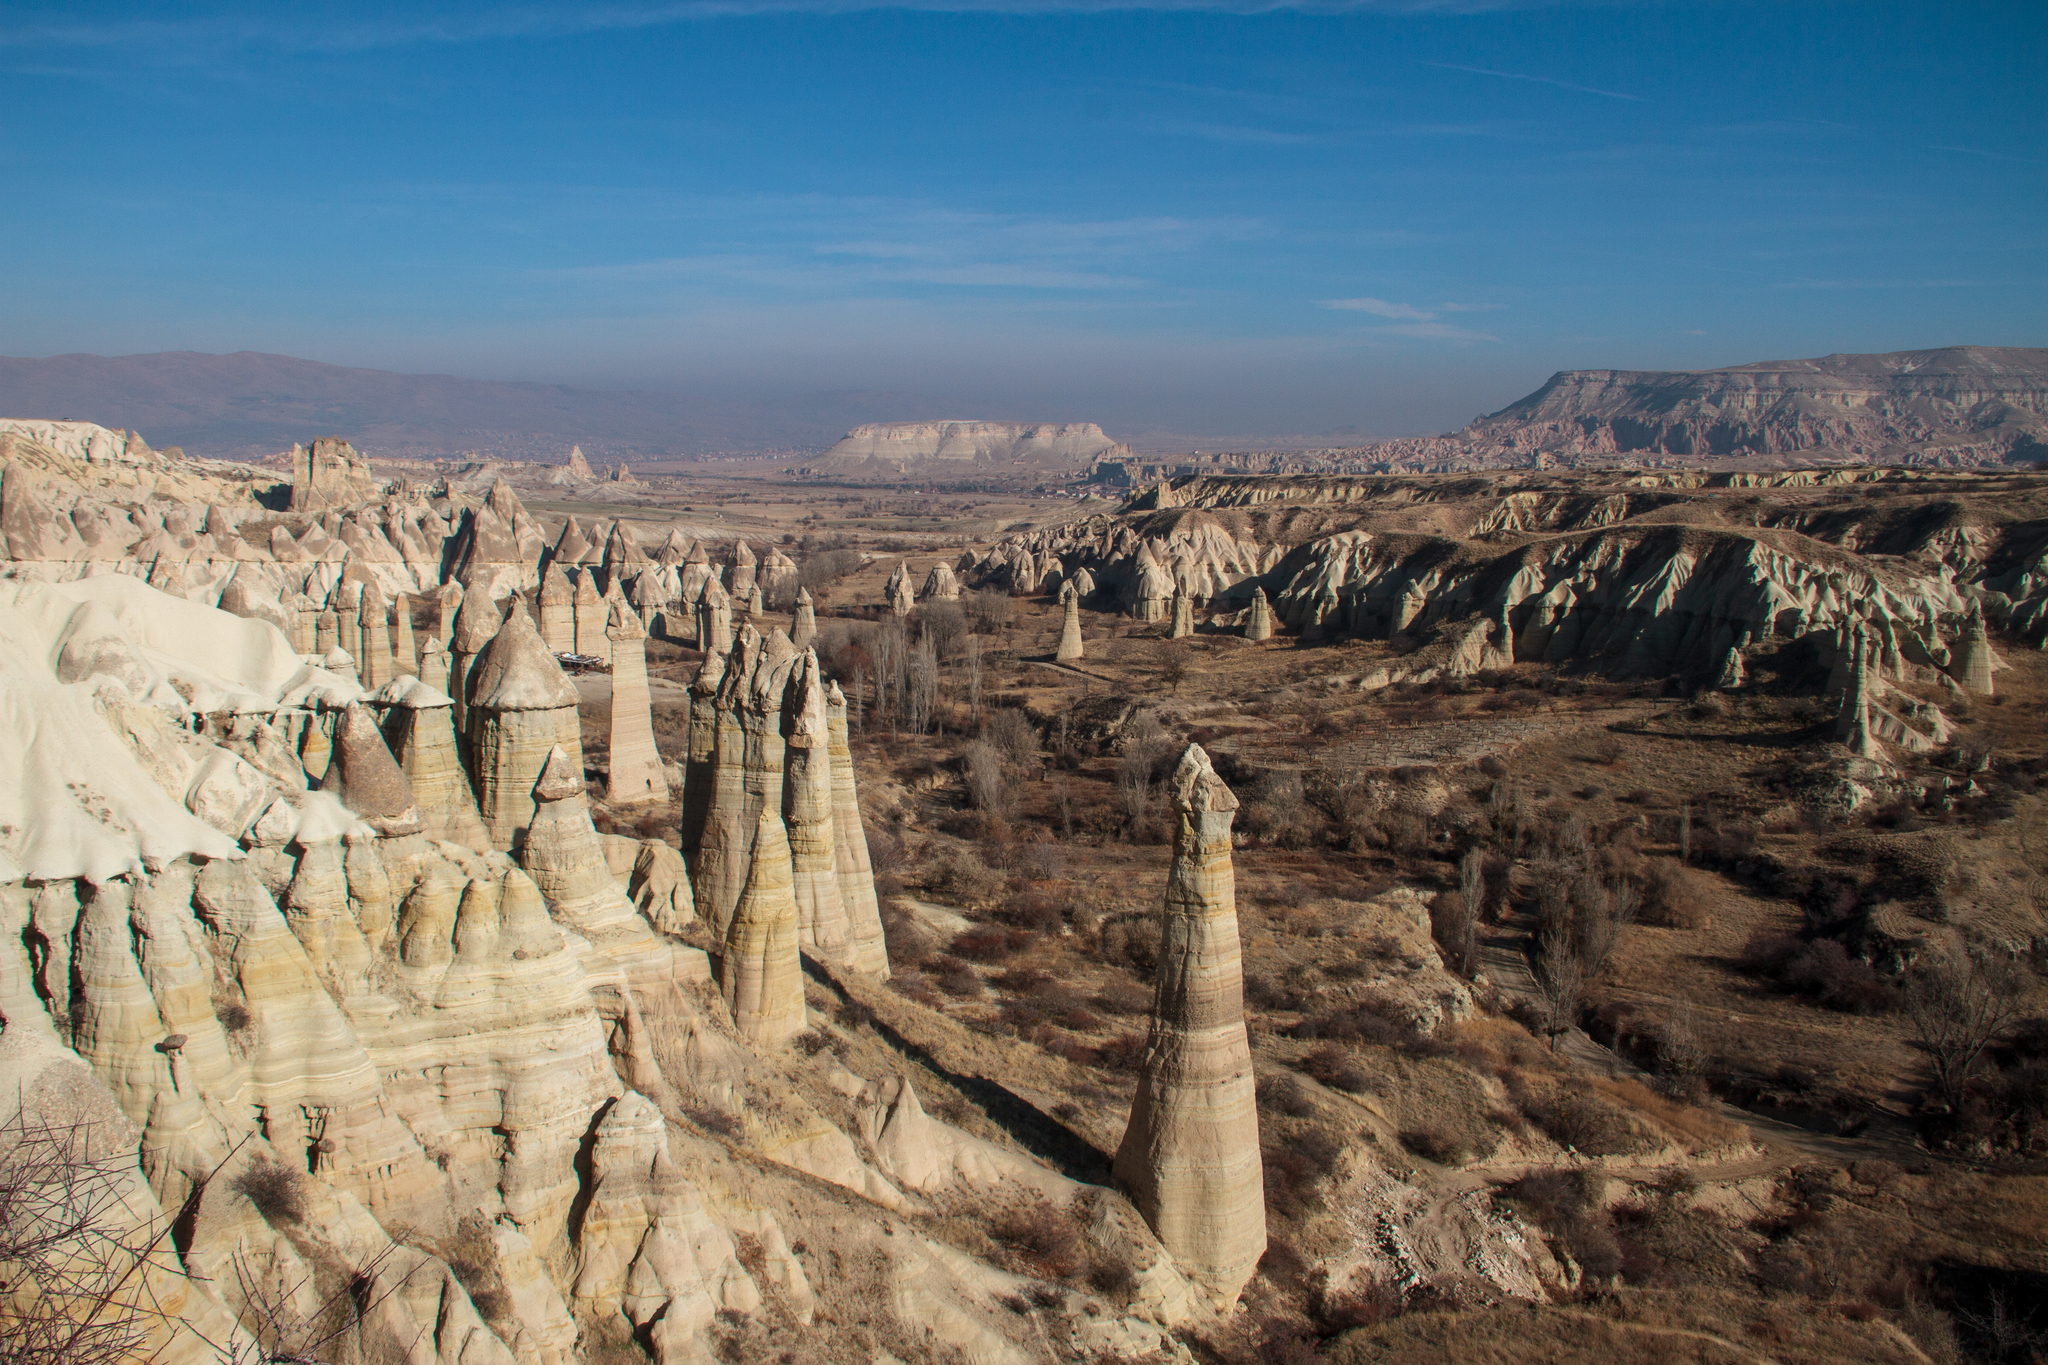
[[469, 607, 584, 849], [784, 653, 854, 965], [791, 587, 817, 650], [721, 807, 806, 1047], [606, 597, 669, 804], [1954, 606, 1995, 695], [1244, 586, 1273, 642], [826, 682, 890, 977], [325, 703, 422, 837], [1112, 743, 1264, 1308], [1056, 581, 1085, 662], [375, 676, 489, 848]]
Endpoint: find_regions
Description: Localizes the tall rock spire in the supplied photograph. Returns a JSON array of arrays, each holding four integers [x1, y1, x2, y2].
[[784, 653, 854, 965], [1170, 586, 1193, 640], [605, 596, 669, 804], [721, 807, 806, 1047], [826, 682, 890, 978], [1056, 580, 1085, 662], [791, 586, 817, 650], [1112, 743, 1264, 1308], [1244, 586, 1273, 642], [1954, 604, 1995, 696], [679, 646, 725, 864], [538, 563, 576, 654], [468, 607, 584, 850]]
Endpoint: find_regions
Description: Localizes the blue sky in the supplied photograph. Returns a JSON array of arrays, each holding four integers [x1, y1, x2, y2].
[[2, 1, 2043, 439]]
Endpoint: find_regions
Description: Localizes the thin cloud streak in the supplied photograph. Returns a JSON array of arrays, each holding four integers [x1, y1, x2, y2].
[[1323, 296, 1436, 319], [1420, 59, 1644, 101]]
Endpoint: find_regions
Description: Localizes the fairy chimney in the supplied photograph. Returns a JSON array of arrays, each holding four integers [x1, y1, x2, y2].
[[1112, 744, 1265, 1308]]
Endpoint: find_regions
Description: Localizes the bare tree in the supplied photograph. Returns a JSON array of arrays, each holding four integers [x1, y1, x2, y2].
[[963, 739, 1010, 819], [965, 634, 984, 725], [1535, 923, 1584, 1050], [1678, 800, 1692, 863], [1903, 950, 2027, 1109], [1454, 846, 1485, 972], [1575, 877, 1640, 977], [907, 633, 940, 736]]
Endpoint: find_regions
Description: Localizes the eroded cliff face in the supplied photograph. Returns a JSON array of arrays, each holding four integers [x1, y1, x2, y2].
[[0, 490, 1211, 1363], [813, 421, 1129, 475]]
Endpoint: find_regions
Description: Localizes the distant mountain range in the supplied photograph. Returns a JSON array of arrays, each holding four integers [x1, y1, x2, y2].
[[0, 351, 958, 462]]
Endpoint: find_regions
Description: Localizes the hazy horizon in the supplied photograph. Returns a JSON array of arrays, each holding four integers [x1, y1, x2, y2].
[[4, 1, 2043, 441]]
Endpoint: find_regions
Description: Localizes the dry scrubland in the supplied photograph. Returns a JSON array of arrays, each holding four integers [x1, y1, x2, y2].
[[544, 466, 2048, 1365]]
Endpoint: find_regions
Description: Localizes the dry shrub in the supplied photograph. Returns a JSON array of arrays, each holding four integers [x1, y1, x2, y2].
[[1092, 980, 1153, 1016], [1263, 1123, 1344, 1221], [951, 925, 1033, 963], [1500, 1169, 1623, 1283], [1398, 1123, 1471, 1165], [930, 955, 986, 997], [1097, 914, 1160, 979], [880, 900, 935, 968], [1741, 931, 1897, 1014], [1585, 1077, 1744, 1152], [1257, 1074, 1316, 1118], [1642, 860, 1712, 928], [927, 847, 1002, 908], [1298, 1044, 1371, 1094], [989, 1202, 1084, 1277], [234, 1157, 305, 1223]]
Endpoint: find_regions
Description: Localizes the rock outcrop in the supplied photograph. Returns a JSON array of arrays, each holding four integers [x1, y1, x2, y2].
[[468, 607, 584, 850], [605, 597, 669, 804], [1112, 744, 1265, 1308], [721, 807, 807, 1047], [814, 421, 1128, 475], [1056, 581, 1085, 662]]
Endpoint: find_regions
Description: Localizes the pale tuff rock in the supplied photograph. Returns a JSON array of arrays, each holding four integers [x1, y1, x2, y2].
[[357, 580, 394, 687], [418, 634, 452, 697], [791, 585, 817, 649], [679, 646, 725, 863], [373, 675, 491, 847], [827, 681, 890, 977], [818, 420, 1126, 474], [566, 444, 595, 481], [1056, 581, 1086, 661], [552, 515, 595, 568], [1715, 645, 1746, 689], [921, 561, 960, 601], [691, 631, 754, 935], [1244, 586, 1273, 641], [721, 806, 807, 1047], [449, 581, 505, 742], [761, 544, 799, 601], [680, 538, 714, 605], [696, 576, 733, 657], [572, 569, 612, 664], [785, 653, 855, 966], [886, 560, 915, 615], [433, 579, 462, 642], [745, 583, 765, 620], [627, 839, 697, 936], [864, 1074, 1071, 1199], [1171, 587, 1193, 639], [1954, 605, 1996, 695], [324, 701, 423, 837], [572, 1093, 760, 1343], [606, 597, 670, 804], [291, 436, 379, 511], [469, 607, 584, 850], [315, 608, 339, 656], [538, 562, 576, 653], [729, 538, 758, 600], [522, 744, 673, 994], [390, 589, 417, 675], [1132, 543, 1176, 622], [1113, 743, 1265, 1308]]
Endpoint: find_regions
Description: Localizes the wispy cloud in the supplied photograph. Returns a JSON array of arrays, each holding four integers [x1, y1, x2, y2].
[[1322, 296, 1435, 319], [3, 2, 1566, 59], [1375, 321, 1499, 341], [1926, 144, 2047, 167], [1420, 60, 1644, 102]]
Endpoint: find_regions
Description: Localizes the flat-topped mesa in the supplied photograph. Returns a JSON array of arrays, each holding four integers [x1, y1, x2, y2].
[[538, 564, 576, 654], [791, 587, 817, 650], [783, 653, 855, 966], [721, 806, 806, 1047], [1244, 586, 1274, 642], [1112, 743, 1265, 1308], [372, 675, 490, 849], [826, 681, 890, 977], [697, 578, 733, 657], [323, 702, 424, 839], [468, 607, 584, 851], [1056, 581, 1085, 662], [605, 597, 669, 805], [572, 570, 611, 665]]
